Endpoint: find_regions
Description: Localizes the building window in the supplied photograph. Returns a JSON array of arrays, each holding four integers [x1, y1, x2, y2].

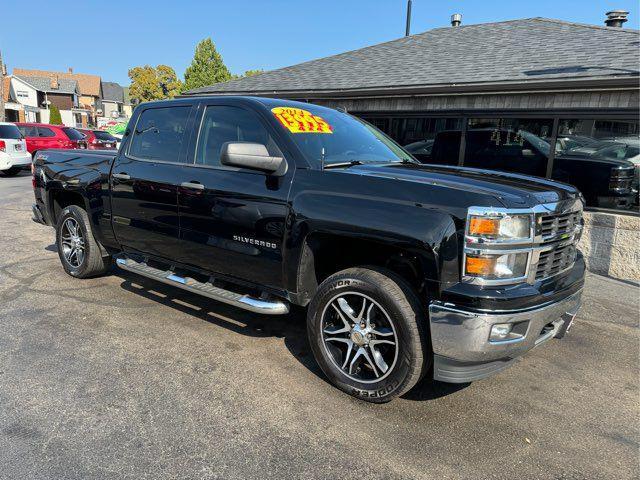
[[462, 118, 553, 178], [552, 118, 639, 212], [16, 90, 29, 98]]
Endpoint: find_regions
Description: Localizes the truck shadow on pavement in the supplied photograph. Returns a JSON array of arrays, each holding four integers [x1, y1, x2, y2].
[[110, 267, 469, 402]]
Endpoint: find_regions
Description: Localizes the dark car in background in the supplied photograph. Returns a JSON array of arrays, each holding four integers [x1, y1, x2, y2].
[[411, 128, 637, 210], [78, 129, 119, 150], [15, 123, 88, 156]]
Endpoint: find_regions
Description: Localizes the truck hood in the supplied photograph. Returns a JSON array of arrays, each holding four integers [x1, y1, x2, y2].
[[339, 162, 579, 208]]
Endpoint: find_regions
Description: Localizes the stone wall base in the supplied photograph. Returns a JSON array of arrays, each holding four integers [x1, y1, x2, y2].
[[578, 211, 640, 282]]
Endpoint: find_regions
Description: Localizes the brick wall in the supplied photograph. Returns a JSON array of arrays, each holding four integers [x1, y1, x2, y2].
[[579, 211, 640, 282]]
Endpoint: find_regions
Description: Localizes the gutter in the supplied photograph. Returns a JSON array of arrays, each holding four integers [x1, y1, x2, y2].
[[183, 75, 639, 99]]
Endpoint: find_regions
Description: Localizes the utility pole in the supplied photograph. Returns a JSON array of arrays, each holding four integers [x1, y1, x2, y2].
[[405, 0, 412, 36], [0, 50, 5, 122]]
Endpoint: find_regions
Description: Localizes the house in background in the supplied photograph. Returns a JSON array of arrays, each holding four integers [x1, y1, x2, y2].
[[122, 86, 133, 118], [5, 75, 85, 126], [100, 81, 125, 119], [13, 68, 102, 125]]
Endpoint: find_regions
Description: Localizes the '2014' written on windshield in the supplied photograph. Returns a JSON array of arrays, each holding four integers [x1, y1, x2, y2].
[[271, 107, 333, 134]]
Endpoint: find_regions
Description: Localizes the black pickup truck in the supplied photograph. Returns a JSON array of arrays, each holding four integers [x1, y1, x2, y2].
[[31, 96, 585, 402]]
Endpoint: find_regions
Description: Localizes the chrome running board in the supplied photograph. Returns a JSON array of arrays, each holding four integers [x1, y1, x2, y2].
[[115, 257, 289, 315]]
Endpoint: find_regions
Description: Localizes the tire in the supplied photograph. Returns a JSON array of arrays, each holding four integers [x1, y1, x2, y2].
[[0, 167, 22, 176], [307, 266, 430, 403], [55, 205, 112, 278]]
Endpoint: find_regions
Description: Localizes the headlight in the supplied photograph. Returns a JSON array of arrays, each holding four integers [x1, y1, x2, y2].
[[464, 252, 529, 280], [467, 214, 532, 242]]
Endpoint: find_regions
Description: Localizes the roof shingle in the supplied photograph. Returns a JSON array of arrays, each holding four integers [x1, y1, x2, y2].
[[15, 75, 79, 95], [13, 68, 101, 97], [101, 81, 124, 103], [187, 18, 640, 96]]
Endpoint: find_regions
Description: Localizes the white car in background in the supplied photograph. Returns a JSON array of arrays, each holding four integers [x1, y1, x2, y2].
[[0, 122, 30, 177]]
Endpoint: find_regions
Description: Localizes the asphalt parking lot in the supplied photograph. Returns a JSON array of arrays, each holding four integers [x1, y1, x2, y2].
[[0, 172, 638, 480]]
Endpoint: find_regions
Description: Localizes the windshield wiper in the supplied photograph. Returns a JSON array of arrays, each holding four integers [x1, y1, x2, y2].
[[323, 160, 364, 169]]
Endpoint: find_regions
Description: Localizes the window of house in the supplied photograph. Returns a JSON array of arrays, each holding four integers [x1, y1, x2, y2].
[[195, 106, 281, 167], [16, 90, 29, 98], [128, 106, 190, 162], [553, 118, 639, 212], [462, 118, 553, 178]]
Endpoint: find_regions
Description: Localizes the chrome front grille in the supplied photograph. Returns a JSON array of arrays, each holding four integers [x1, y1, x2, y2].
[[539, 210, 581, 244], [535, 242, 577, 280], [532, 208, 583, 282]]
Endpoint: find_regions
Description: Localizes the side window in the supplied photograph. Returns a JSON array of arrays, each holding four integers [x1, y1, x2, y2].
[[18, 125, 37, 137], [128, 106, 191, 162], [38, 127, 55, 137], [196, 106, 281, 167]]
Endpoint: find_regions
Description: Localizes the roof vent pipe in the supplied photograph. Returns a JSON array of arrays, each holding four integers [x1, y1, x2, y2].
[[451, 13, 462, 27], [605, 10, 629, 27]]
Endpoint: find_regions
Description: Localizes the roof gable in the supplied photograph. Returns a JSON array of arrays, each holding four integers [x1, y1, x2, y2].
[[188, 17, 640, 96], [101, 81, 124, 103]]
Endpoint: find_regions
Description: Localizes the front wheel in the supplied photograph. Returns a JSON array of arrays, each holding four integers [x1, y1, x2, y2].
[[56, 205, 111, 278], [307, 267, 430, 403]]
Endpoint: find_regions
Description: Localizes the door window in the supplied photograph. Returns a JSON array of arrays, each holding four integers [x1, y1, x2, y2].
[[17, 125, 37, 137], [128, 106, 191, 162], [195, 106, 281, 167], [37, 127, 56, 137]]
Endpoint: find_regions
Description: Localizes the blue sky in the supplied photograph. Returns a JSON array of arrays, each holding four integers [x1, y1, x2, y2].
[[1, 0, 638, 85]]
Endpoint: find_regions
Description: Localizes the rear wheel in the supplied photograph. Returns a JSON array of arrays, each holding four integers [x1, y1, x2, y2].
[[56, 205, 111, 278], [0, 167, 22, 176], [307, 267, 430, 403]]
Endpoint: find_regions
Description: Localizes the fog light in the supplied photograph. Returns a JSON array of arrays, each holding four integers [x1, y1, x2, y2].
[[490, 323, 513, 341]]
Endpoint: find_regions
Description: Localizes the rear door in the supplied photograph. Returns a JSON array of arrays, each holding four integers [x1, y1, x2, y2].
[[36, 126, 59, 151], [176, 101, 293, 289], [110, 102, 197, 260]]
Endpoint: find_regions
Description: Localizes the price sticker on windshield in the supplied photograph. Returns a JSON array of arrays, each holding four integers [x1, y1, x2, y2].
[[271, 107, 333, 134]]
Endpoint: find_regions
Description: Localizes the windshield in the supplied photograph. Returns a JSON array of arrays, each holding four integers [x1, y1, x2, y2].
[[520, 131, 551, 156], [94, 131, 117, 141], [271, 105, 414, 166], [62, 127, 85, 141]]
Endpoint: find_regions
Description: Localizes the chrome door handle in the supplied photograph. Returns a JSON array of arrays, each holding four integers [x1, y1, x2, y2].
[[112, 172, 131, 181], [180, 181, 205, 190]]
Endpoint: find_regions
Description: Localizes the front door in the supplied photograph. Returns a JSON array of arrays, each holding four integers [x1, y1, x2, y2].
[[177, 103, 293, 290], [110, 103, 195, 260]]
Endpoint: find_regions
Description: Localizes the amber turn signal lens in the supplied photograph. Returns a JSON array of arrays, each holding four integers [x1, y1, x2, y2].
[[465, 255, 495, 275], [469, 217, 500, 236]]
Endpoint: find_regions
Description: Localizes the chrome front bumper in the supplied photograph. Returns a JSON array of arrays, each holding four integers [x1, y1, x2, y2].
[[428, 290, 582, 382]]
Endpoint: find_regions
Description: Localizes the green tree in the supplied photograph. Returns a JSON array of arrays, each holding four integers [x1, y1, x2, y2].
[[242, 69, 263, 77], [183, 38, 231, 91], [49, 104, 62, 125], [128, 65, 183, 103], [156, 65, 183, 98]]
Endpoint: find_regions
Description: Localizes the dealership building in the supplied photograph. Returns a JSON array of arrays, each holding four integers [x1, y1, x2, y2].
[[188, 13, 640, 281]]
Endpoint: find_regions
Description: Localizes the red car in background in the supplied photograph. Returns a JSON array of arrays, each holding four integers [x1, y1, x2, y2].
[[77, 128, 119, 150], [15, 123, 88, 156]]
